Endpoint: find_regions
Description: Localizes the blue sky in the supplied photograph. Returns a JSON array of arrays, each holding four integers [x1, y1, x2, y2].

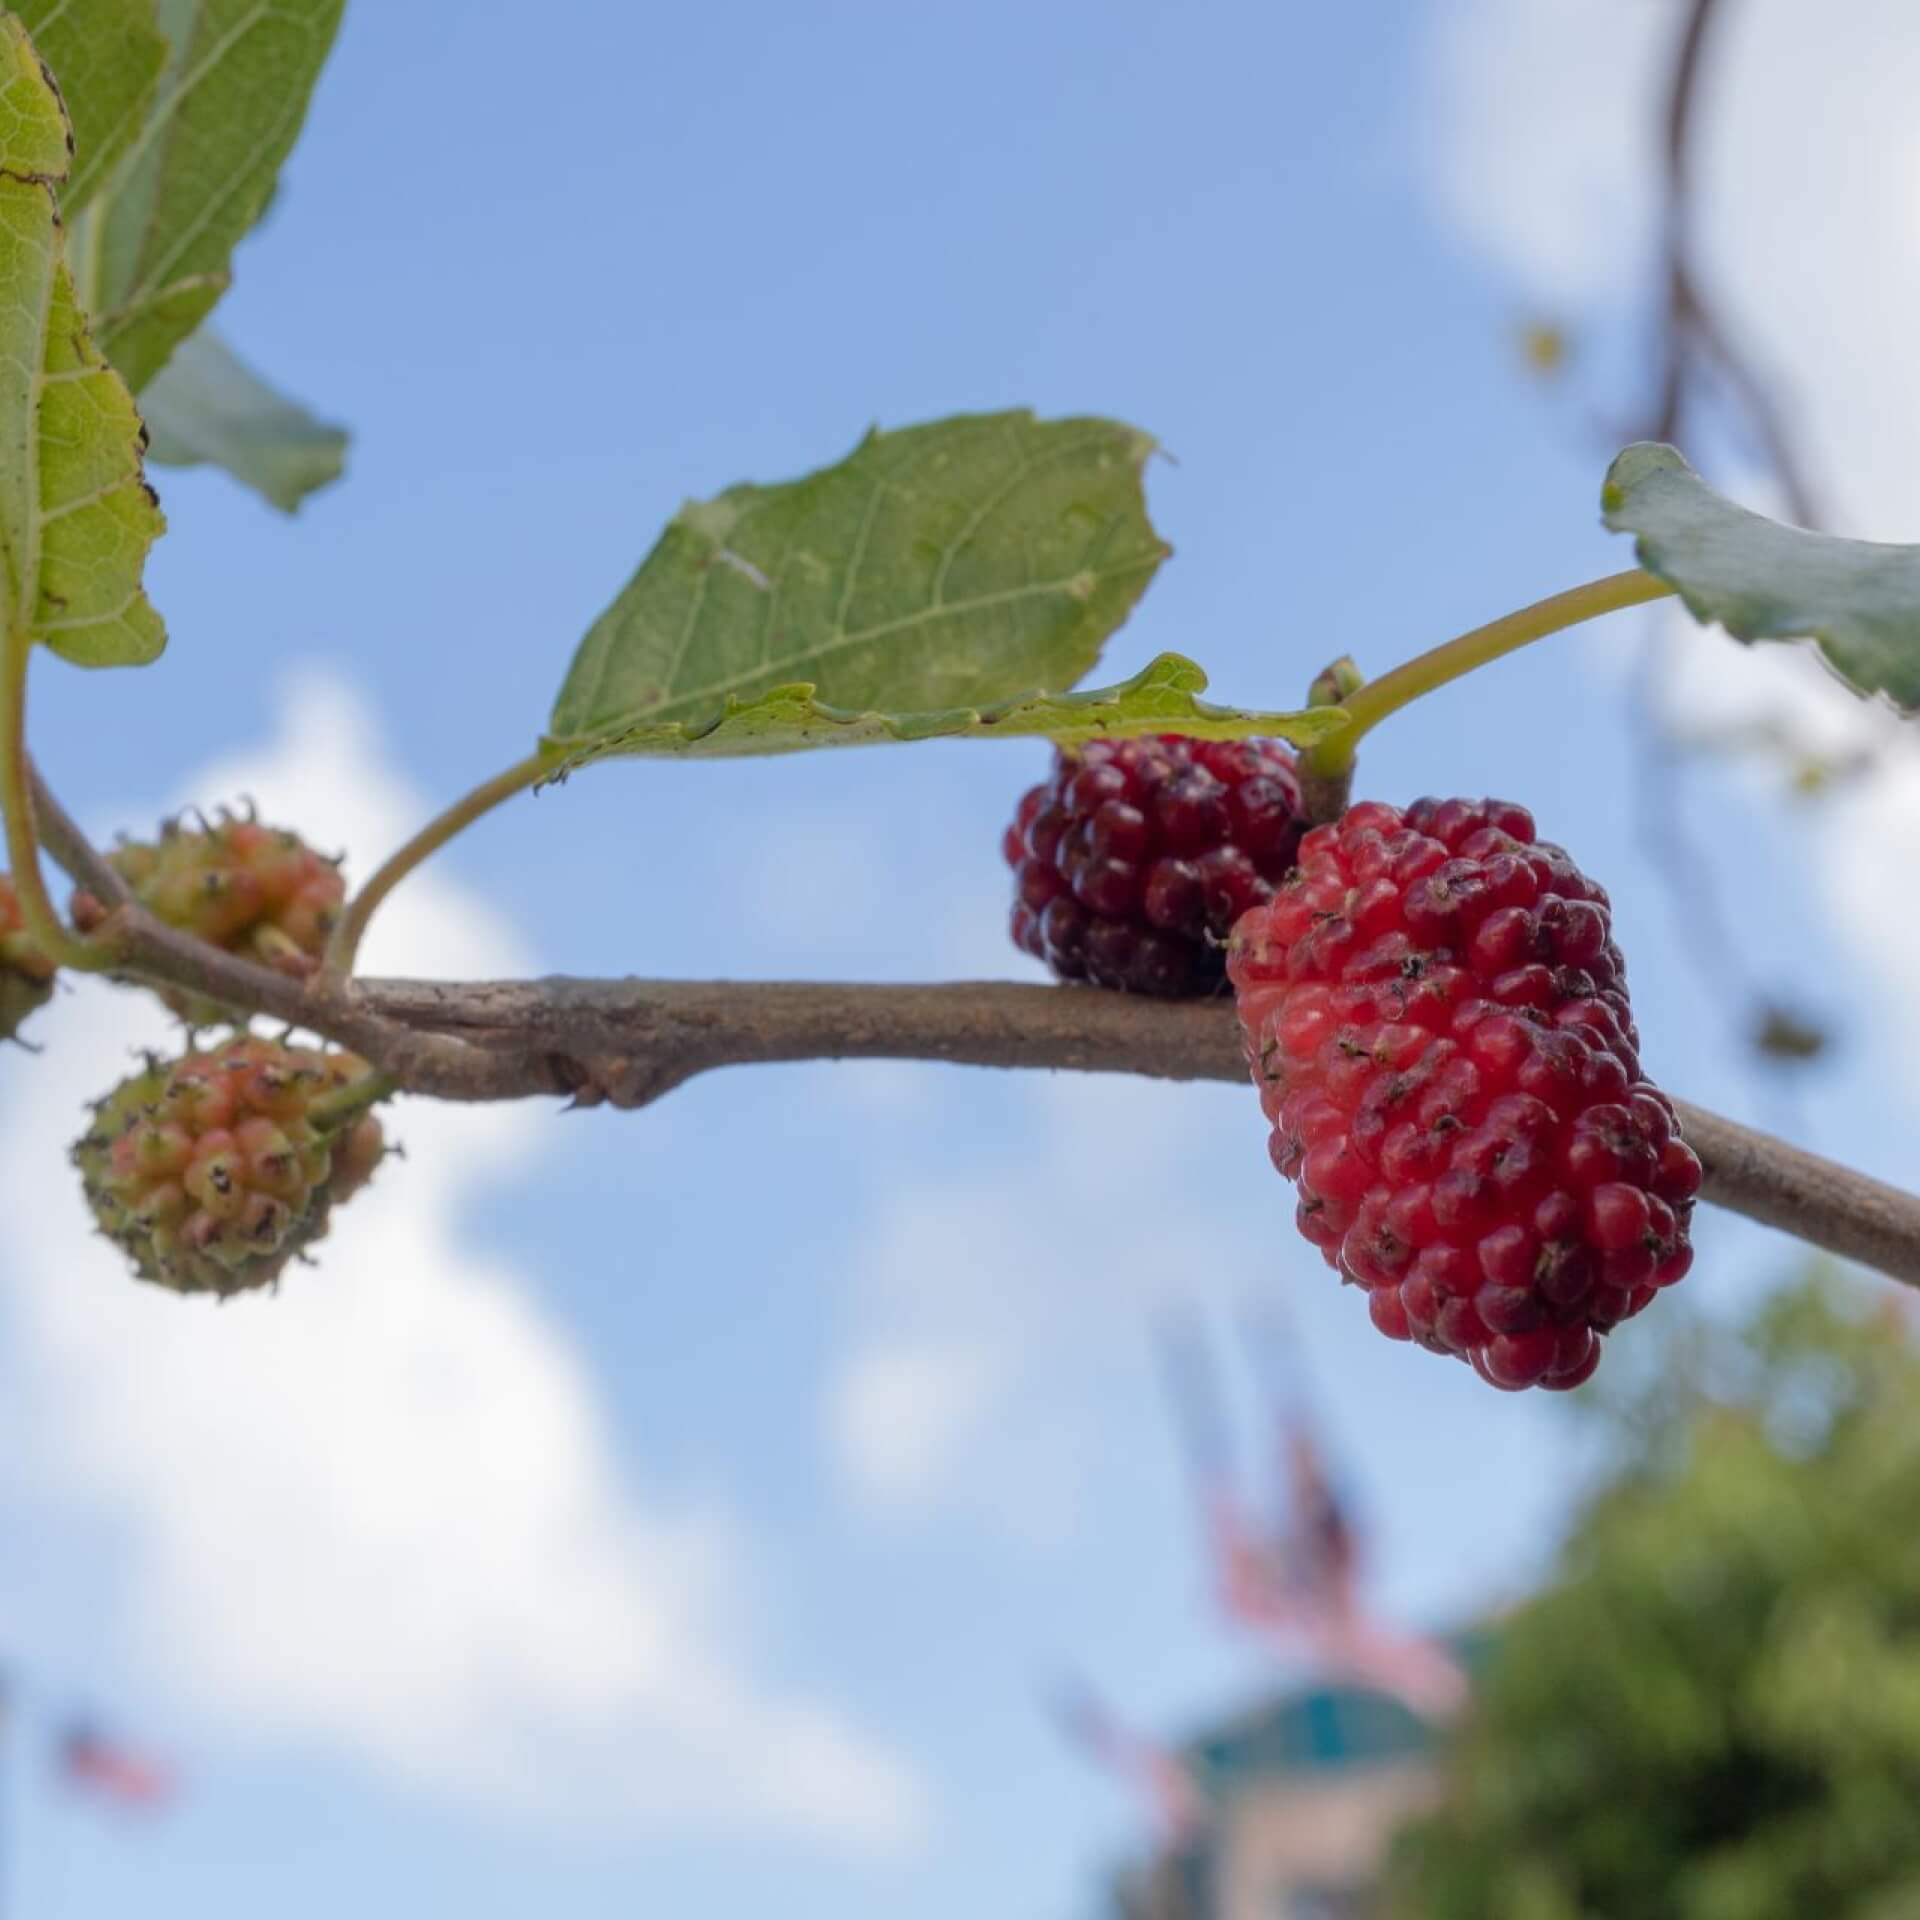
[[5, 3, 1917, 1917]]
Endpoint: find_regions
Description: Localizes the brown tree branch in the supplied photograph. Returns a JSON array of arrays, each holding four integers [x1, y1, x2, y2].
[[26, 779, 1920, 1288], [30, 765, 133, 911], [27, 763, 502, 1096], [344, 975, 1920, 1289]]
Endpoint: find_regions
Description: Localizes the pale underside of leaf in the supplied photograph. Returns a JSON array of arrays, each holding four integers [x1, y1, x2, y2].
[[141, 322, 344, 510], [0, 14, 165, 668], [1603, 442, 1920, 713], [11, 0, 168, 213], [541, 651, 1345, 774], [89, 0, 346, 392], [548, 411, 1173, 748]]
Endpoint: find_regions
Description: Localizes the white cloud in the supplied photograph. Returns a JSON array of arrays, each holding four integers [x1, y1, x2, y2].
[[1426, 0, 1920, 1083], [1427, 0, 1668, 305], [1432, 0, 1920, 528], [830, 1337, 1008, 1511], [0, 673, 927, 1856], [823, 1072, 1260, 1539]]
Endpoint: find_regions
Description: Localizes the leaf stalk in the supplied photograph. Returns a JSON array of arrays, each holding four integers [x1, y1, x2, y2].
[[0, 627, 106, 970], [324, 751, 551, 976], [1302, 568, 1677, 784]]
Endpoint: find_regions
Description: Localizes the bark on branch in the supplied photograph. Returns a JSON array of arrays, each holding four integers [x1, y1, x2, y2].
[[340, 975, 1920, 1289], [29, 769, 1920, 1290]]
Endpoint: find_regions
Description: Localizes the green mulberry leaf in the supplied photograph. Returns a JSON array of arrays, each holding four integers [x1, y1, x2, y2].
[[543, 650, 1343, 773], [549, 410, 1172, 754], [0, 14, 164, 668], [1604, 442, 1920, 712], [80, 0, 346, 392], [142, 324, 345, 512], [11, 0, 167, 214]]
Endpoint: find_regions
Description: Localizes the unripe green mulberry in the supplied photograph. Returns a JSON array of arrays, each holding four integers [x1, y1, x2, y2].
[[0, 873, 56, 1041], [74, 810, 345, 1027], [74, 1037, 388, 1297]]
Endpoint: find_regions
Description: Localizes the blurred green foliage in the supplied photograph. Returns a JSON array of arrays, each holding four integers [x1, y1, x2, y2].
[[1382, 1274, 1920, 1920]]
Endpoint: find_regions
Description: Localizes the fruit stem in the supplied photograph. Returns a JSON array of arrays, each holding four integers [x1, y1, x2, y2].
[[1301, 568, 1677, 784], [0, 625, 106, 971], [325, 751, 551, 976], [311, 1069, 397, 1131]]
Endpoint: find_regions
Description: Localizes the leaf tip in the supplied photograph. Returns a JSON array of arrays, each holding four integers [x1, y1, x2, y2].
[[1601, 441, 1691, 522]]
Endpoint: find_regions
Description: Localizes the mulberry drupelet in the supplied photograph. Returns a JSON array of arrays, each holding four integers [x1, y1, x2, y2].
[[73, 810, 345, 1026], [75, 1036, 388, 1297], [1005, 735, 1307, 996], [1229, 797, 1701, 1391]]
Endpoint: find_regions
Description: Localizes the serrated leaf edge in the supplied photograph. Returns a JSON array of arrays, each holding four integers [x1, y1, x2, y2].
[[539, 650, 1349, 780]]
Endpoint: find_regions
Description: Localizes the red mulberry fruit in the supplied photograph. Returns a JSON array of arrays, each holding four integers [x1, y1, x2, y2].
[[1229, 797, 1701, 1391], [1006, 736, 1306, 996]]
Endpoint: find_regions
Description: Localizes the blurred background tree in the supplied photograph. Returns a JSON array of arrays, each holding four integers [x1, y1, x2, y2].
[[1381, 1273, 1920, 1919]]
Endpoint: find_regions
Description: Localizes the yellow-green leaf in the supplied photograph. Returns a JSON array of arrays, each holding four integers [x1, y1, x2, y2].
[[543, 650, 1344, 773], [549, 411, 1173, 752], [12, 0, 167, 214], [0, 14, 164, 667], [82, 0, 345, 392]]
